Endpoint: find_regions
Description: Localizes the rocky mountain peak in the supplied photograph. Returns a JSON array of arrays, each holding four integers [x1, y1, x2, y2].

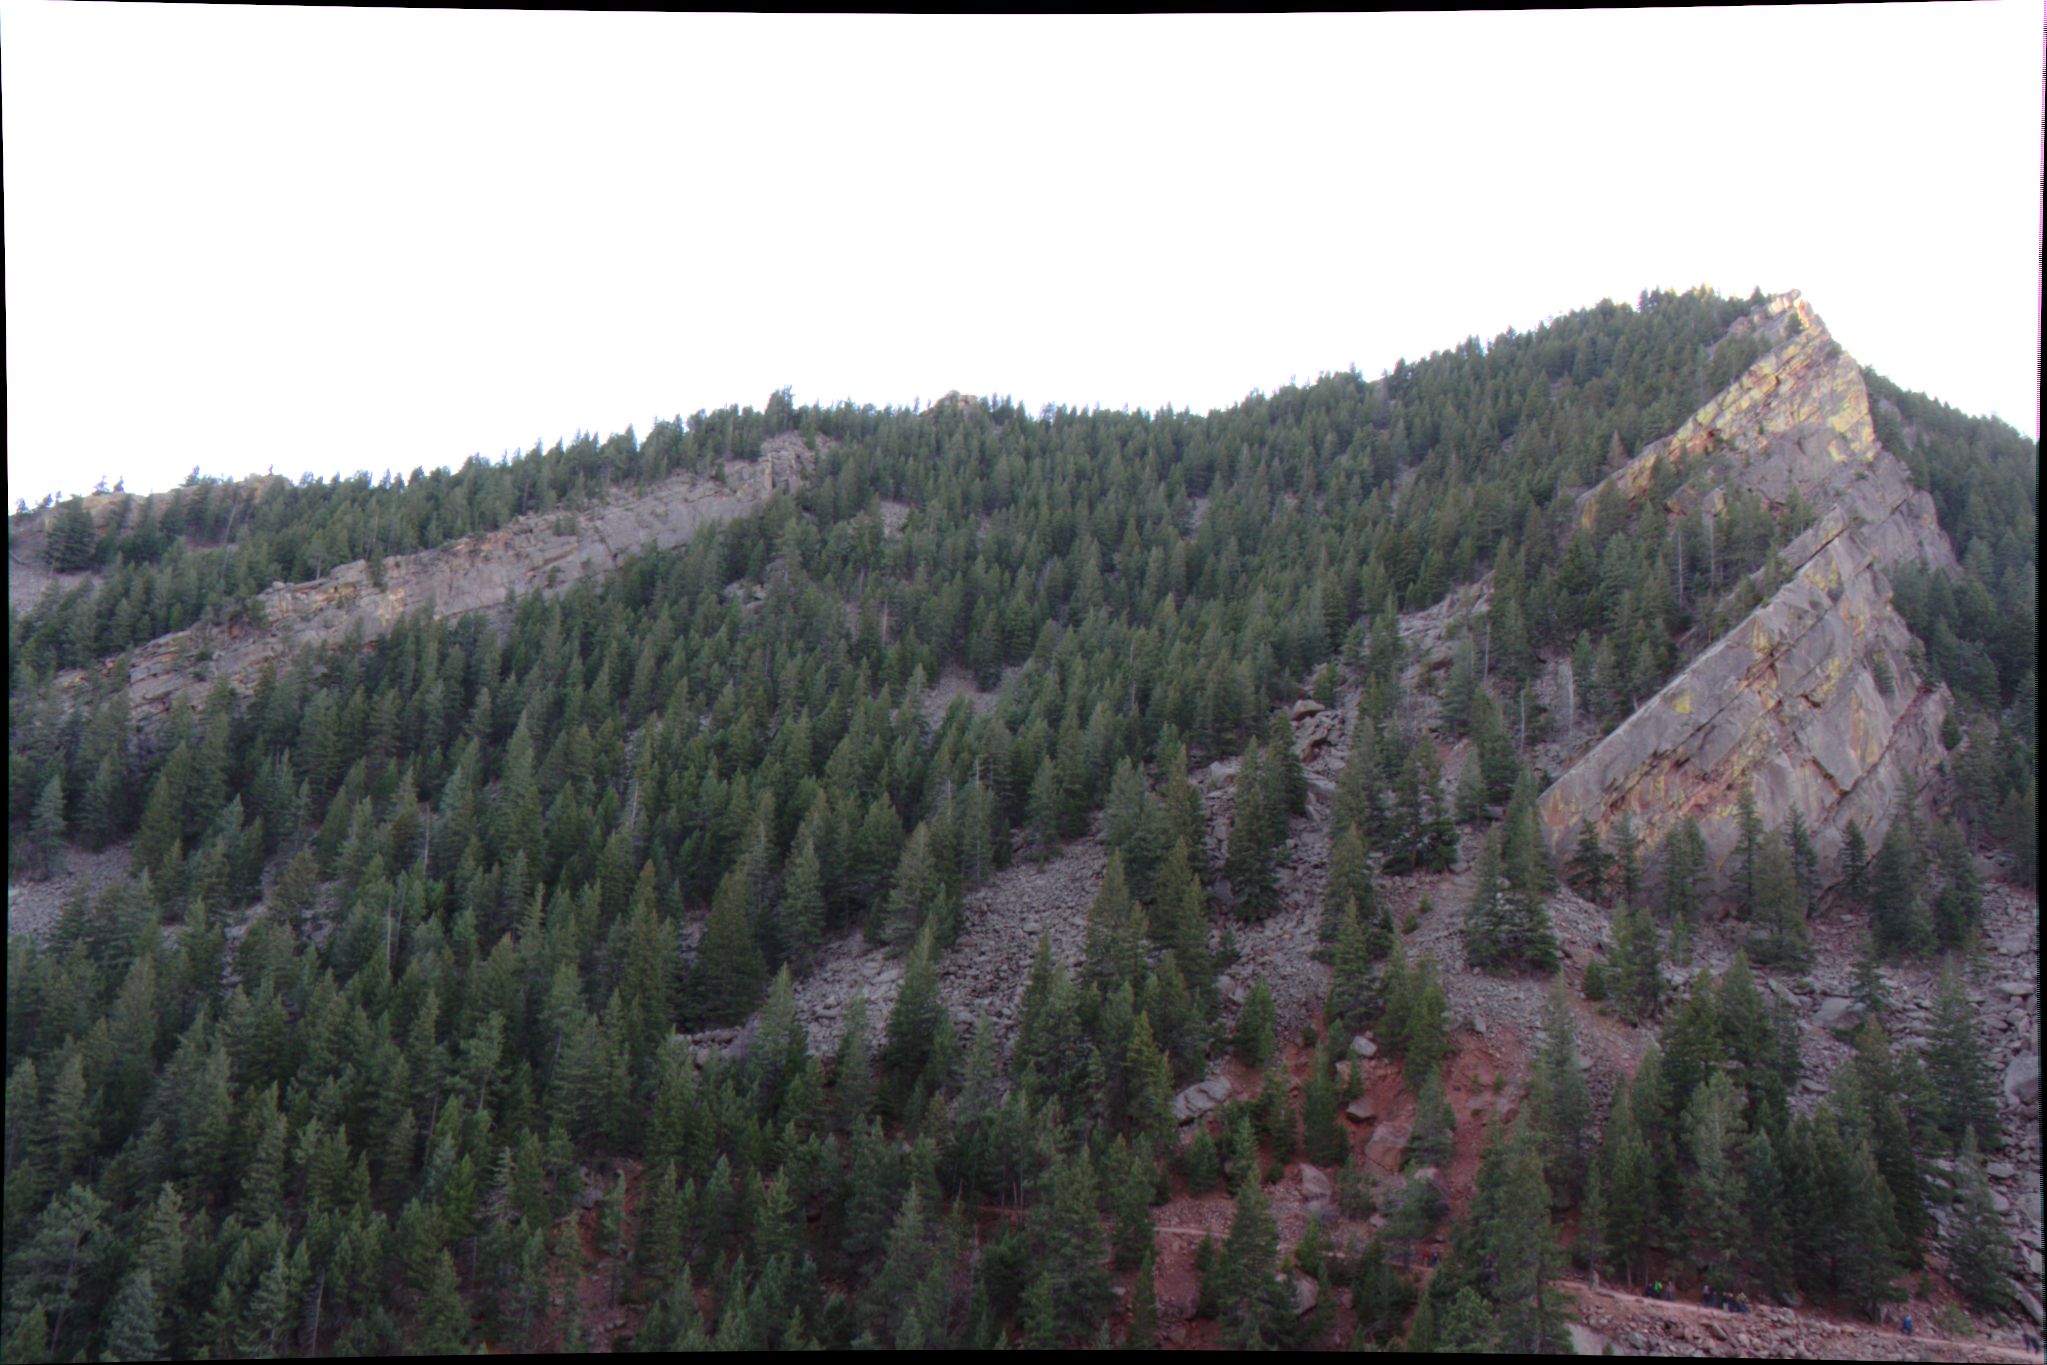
[[1541, 294, 1957, 897]]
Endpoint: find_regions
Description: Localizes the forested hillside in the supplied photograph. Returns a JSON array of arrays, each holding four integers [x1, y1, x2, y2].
[[5, 288, 2037, 1357]]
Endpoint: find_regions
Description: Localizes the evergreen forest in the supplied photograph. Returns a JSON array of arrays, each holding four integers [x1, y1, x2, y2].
[[5, 285, 2037, 1356]]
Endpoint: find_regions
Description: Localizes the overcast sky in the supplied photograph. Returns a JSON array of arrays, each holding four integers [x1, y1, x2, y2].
[[3, 5, 2040, 502]]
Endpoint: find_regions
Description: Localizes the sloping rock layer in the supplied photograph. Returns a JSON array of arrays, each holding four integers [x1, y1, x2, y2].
[[1540, 293, 1956, 892], [56, 436, 813, 729]]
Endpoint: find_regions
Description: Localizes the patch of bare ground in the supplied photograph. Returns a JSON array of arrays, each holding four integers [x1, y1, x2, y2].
[[915, 664, 1008, 729], [7, 842, 136, 940], [787, 833, 1110, 1056], [1568, 1279, 2040, 1361]]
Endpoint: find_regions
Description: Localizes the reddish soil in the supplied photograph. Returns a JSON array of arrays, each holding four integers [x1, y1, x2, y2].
[[1133, 1014, 1537, 1348]]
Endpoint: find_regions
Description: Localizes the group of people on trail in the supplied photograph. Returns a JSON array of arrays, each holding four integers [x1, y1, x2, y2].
[[1640, 1280, 1750, 1314]]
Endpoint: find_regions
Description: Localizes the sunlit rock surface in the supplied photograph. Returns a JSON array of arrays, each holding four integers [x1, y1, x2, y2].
[[1541, 294, 1956, 893]]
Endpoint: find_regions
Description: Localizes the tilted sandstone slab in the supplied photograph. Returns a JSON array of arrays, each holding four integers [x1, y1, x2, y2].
[[58, 436, 813, 730], [1542, 295, 1956, 895]]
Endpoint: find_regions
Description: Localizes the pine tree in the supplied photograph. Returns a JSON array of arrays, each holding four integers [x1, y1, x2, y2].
[[1530, 980, 1592, 1202], [1946, 1126, 2015, 1311], [1869, 820, 1931, 957], [1020, 1271, 1059, 1348], [1462, 833, 1511, 972], [1215, 1176, 1292, 1349], [1301, 1050, 1345, 1167], [1122, 1012, 1176, 1156], [1577, 1164, 1609, 1278], [1475, 1118, 1568, 1354], [1026, 756, 1060, 864], [779, 829, 826, 971], [1658, 818, 1707, 927], [1129, 1250, 1160, 1349], [1233, 978, 1276, 1068], [1596, 814, 1636, 913], [1600, 1087, 1655, 1284], [1027, 1152, 1112, 1340], [1408, 1069, 1456, 1170], [1840, 818, 1870, 908], [1925, 963, 2001, 1151], [1401, 961, 1449, 1084], [1786, 809, 1820, 919], [1748, 835, 1812, 969], [1454, 753, 1487, 825], [690, 869, 767, 1026], [100, 1269, 163, 1362], [1841, 1022, 1930, 1253], [1733, 785, 1764, 915], [1737, 1119, 1792, 1296], [1332, 721, 1381, 848], [1680, 1070, 1748, 1283], [29, 775, 66, 881], [1181, 1128, 1221, 1194], [1350, 1236, 1409, 1342], [1268, 711, 1307, 818], [1610, 903, 1663, 1024], [46, 497, 98, 571], [1324, 900, 1376, 1038], [1107, 1140, 1156, 1270], [833, 994, 877, 1131], [1931, 818, 1982, 949], [1225, 743, 1280, 919], [1402, 1288, 1438, 1354], [1566, 820, 1611, 903], [1848, 939, 1891, 1021], [1147, 950, 1208, 1084], [1321, 824, 1373, 945], [880, 924, 947, 1116], [1082, 853, 1142, 992]]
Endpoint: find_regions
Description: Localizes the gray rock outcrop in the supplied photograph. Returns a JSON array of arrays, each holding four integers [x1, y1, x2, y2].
[[1540, 293, 1956, 895]]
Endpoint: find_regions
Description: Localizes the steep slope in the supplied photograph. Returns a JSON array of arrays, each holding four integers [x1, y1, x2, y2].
[[1538, 293, 1957, 895]]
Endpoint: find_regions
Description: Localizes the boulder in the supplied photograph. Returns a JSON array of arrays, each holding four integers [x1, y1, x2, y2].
[[1363, 1120, 1411, 1173], [1812, 996, 1860, 1032], [1346, 1095, 1377, 1123], [2005, 1054, 2040, 1107], [1350, 1034, 1377, 1059], [1298, 1165, 1335, 1200], [1292, 1274, 1319, 1317], [1173, 1075, 1235, 1124], [1407, 1165, 1448, 1199], [1566, 1322, 1609, 1357]]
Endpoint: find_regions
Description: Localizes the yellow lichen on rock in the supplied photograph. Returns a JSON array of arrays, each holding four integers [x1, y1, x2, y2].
[[1806, 653, 1850, 708], [1540, 291, 1957, 899]]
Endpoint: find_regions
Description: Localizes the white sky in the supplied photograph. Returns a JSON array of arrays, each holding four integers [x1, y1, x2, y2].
[[3, 5, 2041, 502]]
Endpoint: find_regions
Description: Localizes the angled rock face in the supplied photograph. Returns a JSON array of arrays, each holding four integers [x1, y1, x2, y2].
[[57, 436, 814, 731], [1541, 294, 1956, 897]]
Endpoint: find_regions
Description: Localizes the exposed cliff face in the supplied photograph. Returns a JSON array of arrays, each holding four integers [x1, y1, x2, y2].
[[57, 436, 815, 729], [1541, 294, 1957, 897]]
